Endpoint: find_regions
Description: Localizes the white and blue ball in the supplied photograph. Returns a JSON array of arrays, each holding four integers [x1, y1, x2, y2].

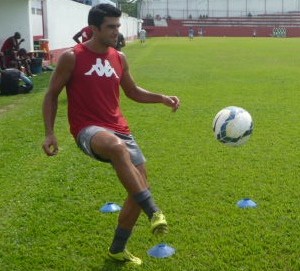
[[212, 106, 253, 147]]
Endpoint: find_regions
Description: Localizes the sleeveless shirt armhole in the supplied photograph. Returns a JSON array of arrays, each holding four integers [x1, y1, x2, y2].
[[117, 51, 125, 79]]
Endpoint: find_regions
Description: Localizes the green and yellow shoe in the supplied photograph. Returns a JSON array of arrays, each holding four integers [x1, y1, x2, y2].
[[108, 249, 142, 265], [150, 210, 168, 235]]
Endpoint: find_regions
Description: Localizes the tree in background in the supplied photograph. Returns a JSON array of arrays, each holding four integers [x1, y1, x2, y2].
[[113, 0, 142, 18]]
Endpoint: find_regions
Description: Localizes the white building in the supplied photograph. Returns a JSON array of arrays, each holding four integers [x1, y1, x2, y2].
[[92, 0, 116, 6], [0, 0, 138, 63]]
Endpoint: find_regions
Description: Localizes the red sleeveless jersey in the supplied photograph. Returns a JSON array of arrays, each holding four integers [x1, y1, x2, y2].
[[81, 26, 93, 42], [66, 44, 130, 138]]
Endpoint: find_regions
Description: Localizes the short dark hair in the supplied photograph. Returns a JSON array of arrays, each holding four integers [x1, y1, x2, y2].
[[14, 32, 21, 39], [88, 4, 121, 27]]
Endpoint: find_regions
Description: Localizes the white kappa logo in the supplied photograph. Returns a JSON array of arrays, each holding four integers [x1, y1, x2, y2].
[[84, 58, 119, 78]]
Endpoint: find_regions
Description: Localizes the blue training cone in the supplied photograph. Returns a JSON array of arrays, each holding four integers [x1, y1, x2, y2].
[[148, 244, 175, 258], [100, 202, 122, 213], [237, 198, 257, 208]]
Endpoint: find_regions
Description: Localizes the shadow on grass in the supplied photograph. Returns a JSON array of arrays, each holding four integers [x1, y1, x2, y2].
[[92, 258, 141, 271]]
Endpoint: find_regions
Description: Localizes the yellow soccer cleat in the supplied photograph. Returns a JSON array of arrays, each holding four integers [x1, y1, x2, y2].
[[108, 249, 142, 265], [150, 211, 168, 235]]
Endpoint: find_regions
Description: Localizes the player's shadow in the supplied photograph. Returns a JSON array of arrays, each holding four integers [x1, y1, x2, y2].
[[91, 258, 141, 271]]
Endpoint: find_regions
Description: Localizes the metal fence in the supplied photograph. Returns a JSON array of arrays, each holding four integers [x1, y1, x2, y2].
[[140, 0, 300, 19]]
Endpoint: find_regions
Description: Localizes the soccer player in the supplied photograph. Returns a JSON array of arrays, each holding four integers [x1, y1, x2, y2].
[[72, 26, 93, 43], [139, 28, 146, 43], [42, 4, 180, 265], [188, 27, 194, 40]]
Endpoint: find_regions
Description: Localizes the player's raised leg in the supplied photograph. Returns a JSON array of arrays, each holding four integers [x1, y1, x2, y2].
[[91, 131, 167, 263], [91, 131, 166, 222]]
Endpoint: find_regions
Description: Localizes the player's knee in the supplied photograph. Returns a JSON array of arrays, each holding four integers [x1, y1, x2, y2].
[[110, 141, 129, 161]]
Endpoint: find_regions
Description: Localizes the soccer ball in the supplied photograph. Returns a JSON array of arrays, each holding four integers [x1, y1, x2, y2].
[[212, 106, 254, 147]]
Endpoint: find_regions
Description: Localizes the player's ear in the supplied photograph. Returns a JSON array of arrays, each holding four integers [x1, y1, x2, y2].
[[90, 25, 101, 32]]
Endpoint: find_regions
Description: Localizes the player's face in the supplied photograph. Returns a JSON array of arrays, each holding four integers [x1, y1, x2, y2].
[[96, 17, 120, 48]]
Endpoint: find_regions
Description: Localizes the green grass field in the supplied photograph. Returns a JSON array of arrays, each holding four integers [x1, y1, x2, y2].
[[1, 37, 300, 271]]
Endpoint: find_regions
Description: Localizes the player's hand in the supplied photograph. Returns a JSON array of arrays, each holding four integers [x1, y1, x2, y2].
[[42, 134, 59, 156], [20, 39, 25, 43], [162, 95, 180, 112]]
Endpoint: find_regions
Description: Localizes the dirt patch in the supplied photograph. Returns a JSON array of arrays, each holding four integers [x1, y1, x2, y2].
[[0, 104, 17, 115]]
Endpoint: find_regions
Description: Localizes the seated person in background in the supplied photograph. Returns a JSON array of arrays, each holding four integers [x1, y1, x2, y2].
[[17, 48, 33, 77], [0, 68, 33, 95], [115, 32, 126, 51], [1, 32, 25, 67], [0, 52, 6, 69], [72, 26, 93, 43]]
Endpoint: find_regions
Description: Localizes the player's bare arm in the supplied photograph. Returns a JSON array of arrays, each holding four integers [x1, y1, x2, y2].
[[42, 50, 75, 156], [73, 30, 82, 44], [120, 53, 180, 111]]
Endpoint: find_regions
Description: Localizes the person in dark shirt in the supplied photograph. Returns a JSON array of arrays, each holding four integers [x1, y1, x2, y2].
[[0, 52, 6, 69], [0, 68, 33, 95], [115, 32, 126, 51]]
